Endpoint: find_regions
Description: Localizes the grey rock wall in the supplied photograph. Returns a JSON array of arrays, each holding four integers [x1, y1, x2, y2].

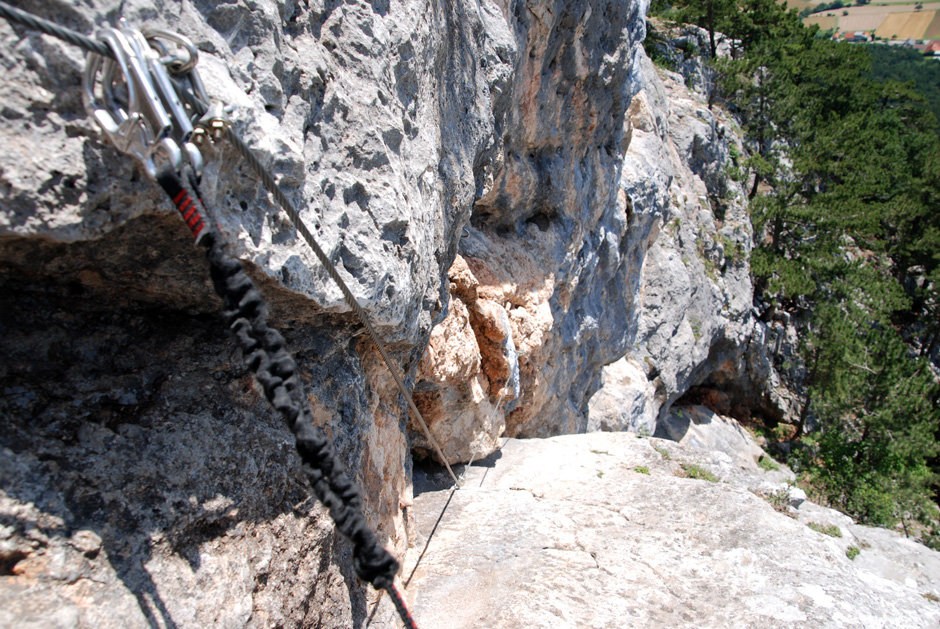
[[473, 0, 651, 439], [416, 7, 784, 457], [1, 1, 796, 626], [0, 0, 513, 625], [587, 48, 760, 436], [412, 0, 656, 450]]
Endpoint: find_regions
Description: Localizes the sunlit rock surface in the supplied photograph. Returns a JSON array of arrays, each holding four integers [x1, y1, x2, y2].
[[405, 430, 940, 628]]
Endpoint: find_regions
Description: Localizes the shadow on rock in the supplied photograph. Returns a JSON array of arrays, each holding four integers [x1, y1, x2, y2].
[[0, 276, 353, 627]]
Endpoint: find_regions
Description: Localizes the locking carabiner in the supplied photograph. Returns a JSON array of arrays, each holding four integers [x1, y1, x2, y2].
[[82, 24, 205, 179], [82, 26, 180, 178]]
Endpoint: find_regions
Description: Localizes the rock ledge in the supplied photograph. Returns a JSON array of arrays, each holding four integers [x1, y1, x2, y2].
[[405, 430, 940, 628]]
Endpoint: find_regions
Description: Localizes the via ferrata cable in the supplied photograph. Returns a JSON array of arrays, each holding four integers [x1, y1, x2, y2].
[[0, 2, 434, 625], [0, 0, 460, 485]]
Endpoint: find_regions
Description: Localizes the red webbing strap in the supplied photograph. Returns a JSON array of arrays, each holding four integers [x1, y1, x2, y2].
[[155, 165, 211, 243]]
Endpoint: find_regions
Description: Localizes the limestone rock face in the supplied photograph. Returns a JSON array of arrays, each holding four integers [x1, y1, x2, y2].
[[655, 405, 792, 480], [428, 0, 651, 444], [588, 46, 786, 435], [426, 0, 752, 452], [412, 255, 515, 463], [587, 356, 659, 433], [0, 293, 390, 628], [408, 0, 662, 457], [0, 0, 514, 625], [405, 431, 940, 628], [0, 0, 845, 626]]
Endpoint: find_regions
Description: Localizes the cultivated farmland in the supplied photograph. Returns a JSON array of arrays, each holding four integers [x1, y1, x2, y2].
[[805, 14, 838, 30], [784, 0, 814, 10], [803, 3, 940, 36], [926, 10, 940, 37], [876, 10, 936, 38]]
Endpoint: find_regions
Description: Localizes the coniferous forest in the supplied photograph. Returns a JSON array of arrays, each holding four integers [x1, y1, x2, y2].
[[650, 0, 940, 541]]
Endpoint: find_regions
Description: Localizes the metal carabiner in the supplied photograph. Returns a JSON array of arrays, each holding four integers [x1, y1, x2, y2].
[[134, 29, 204, 176], [144, 28, 200, 75], [82, 26, 181, 178]]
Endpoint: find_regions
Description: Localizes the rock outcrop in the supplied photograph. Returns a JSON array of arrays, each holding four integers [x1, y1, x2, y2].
[[1, 0, 516, 625], [405, 429, 940, 628], [415, 17, 803, 459], [414, 6, 776, 459], [0, 1, 865, 627], [412, 0, 653, 453], [587, 25, 800, 437]]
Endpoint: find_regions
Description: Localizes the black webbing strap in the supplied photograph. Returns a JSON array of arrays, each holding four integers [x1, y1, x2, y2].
[[154, 164, 407, 610], [0, 1, 420, 622], [155, 165, 212, 243]]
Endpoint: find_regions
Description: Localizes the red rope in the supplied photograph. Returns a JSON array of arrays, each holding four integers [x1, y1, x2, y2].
[[384, 583, 419, 629]]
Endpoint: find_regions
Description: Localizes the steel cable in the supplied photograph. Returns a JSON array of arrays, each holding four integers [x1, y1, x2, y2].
[[1, 4, 436, 625], [0, 1, 111, 57]]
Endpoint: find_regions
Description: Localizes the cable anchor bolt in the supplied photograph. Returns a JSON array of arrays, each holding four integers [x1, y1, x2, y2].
[[193, 101, 231, 145]]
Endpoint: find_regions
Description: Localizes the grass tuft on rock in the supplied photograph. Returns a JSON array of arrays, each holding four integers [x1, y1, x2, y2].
[[679, 463, 719, 482], [756, 455, 780, 472], [807, 522, 843, 538]]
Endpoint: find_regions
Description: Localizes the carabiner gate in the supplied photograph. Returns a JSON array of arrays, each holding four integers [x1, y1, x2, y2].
[[82, 24, 205, 179]]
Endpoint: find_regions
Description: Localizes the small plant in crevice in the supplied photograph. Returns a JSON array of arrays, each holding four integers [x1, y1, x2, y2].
[[721, 234, 746, 265], [846, 545, 860, 560], [679, 463, 719, 482], [753, 486, 797, 518], [676, 38, 699, 58], [744, 422, 770, 443], [695, 236, 721, 281], [643, 24, 677, 71], [806, 522, 843, 538], [772, 424, 793, 441], [756, 455, 780, 472], [666, 217, 682, 236], [635, 465, 651, 475], [654, 445, 672, 460]]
